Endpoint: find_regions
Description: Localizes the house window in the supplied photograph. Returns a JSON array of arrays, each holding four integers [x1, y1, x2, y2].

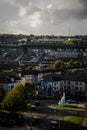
[[75, 81, 78, 85], [64, 81, 66, 84], [80, 87, 82, 90], [68, 86, 70, 89], [75, 87, 78, 90], [54, 82, 56, 86], [80, 82, 82, 85], [68, 81, 70, 85], [64, 86, 66, 89]]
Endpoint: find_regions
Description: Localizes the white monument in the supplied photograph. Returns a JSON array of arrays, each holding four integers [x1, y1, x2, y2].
[[58, 92, 65, 106]]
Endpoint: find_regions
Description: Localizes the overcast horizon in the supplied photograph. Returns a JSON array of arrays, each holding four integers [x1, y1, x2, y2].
[[0, 0, 87, 35]]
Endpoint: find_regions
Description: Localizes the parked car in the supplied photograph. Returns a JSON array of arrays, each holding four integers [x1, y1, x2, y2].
[[31, 105, 36, 111], [33, 101, 40, 106], [66, 99, 77, 104], [50, 120, 58, 130]]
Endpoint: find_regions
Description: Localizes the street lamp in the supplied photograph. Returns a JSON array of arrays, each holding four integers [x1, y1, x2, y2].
[[29, 107, 33, 130], [29, 123, 32, 130], [27, 103, 33, 130]]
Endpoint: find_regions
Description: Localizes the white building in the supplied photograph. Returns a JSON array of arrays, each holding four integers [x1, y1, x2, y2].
[[50, 50, 81, 58], [41, 73, 87, 97], [31, 38, 65, 43]]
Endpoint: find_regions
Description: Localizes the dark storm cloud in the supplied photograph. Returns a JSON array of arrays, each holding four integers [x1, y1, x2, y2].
[[80, 0, 87, 5], [53, 8, 87, 23], [51, 0, 87, 23], [79, 0, 87, 19], [0, 0, 87, 35]]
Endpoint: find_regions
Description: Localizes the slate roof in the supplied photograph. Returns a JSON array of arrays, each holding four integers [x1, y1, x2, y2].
[[42, 73, 87, 82], [43, 74, 62, 82], [61, 73, 87, 82], [0, 71, 20, 83]]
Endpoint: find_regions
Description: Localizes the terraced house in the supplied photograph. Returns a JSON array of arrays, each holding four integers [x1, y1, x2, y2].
[[41, 73, 87, 99], [0, 71, 20, 93]]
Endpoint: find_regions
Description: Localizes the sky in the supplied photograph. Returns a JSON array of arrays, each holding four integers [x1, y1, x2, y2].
[[0, 0, 87, 35]]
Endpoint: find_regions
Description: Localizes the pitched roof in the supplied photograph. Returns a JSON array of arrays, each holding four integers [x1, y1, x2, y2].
[[43, 74, 62, 82], [42, 73, 87, 82], [61, 73, 87, 82], [0, 71, 20, 83]]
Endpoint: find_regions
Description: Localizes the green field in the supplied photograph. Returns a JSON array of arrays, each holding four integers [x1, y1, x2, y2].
[[54, 103, 78, 110], [64, 116, 83, 125], [63, 116, 83, 130]]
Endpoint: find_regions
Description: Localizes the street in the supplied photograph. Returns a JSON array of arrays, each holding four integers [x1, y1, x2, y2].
[[0, 100, 86, 130]]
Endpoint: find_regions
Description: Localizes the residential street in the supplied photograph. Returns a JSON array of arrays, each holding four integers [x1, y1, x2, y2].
[[0, 100, 87, 130]]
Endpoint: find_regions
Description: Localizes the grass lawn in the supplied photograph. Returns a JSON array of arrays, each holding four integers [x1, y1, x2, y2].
[[0, 110, 10, 117], [54, 103, 78, 110], [64, 116, 83, 125], [53, 103, 85, 130], [63, 116, 84, 130]]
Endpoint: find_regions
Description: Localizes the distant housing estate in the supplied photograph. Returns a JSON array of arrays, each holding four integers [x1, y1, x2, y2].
[[0, 34, 83, 45]]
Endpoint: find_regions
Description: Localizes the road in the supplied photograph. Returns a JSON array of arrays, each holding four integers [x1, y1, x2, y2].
[[0, 100, 86, 130]]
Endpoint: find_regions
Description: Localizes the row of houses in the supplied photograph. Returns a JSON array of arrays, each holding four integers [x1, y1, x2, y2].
[[22, 71, 87, 98], [0, 37, 28, 44], [0, 35, 82, 45], [0, 69, 87, 99], [31, 37, 82, 44], [31, 38, 65, 43], [50, 50, 81, 59], [40, 74, 87, 97]]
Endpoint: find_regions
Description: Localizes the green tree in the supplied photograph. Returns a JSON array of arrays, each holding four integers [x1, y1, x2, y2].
[[66, 60, 74, 68], [25, 66, 35, 71], [1, 84, 25, 111], [54, 60, 64, 70], [64, 39, 74, 45], [73, 60, 80, 68]]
